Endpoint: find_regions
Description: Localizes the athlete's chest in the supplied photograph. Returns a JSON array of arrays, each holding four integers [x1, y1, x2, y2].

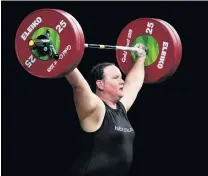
[[98, 109, 135, 142]]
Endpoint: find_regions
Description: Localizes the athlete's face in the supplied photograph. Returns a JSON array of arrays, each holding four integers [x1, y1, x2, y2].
[[97, 65, 125, 99]]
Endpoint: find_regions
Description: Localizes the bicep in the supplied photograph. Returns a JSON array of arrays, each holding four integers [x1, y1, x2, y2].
[[65, 68, 103, 120]]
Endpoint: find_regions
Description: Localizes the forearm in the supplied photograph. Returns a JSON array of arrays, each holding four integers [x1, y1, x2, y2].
[[125, 56, 145, 85], [65, 68, 90, 90]]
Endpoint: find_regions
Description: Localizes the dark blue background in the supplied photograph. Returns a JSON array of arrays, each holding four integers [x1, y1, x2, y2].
[[2, 1, 199, 176]]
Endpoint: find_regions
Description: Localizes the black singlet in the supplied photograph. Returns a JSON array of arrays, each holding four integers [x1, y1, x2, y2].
[[70, 101, 135, 176]]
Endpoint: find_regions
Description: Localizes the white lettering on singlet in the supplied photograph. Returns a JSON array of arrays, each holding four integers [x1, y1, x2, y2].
[[115, 126, 133, 133]]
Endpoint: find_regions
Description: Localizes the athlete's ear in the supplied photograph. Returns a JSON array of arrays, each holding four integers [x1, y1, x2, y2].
[[96, 80, 104, 90]]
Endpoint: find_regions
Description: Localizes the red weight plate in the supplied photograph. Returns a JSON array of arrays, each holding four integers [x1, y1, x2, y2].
[[159, 19, 182, 75], [66, 12, 85, 62], [116, 18, 177, 83], [15, 9, 84, 78], [53, 9, 85, 76], [153, 18, 181, 82]]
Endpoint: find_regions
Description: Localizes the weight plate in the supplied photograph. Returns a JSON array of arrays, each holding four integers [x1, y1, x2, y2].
[[159, 19, 182, 76], [15, 9, 84, 78], [153, 18, 181, 82], [54, 9, 85, 77], [116, 18, 178, 83]]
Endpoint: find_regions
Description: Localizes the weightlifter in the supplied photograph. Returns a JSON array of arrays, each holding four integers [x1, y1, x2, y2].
[[15, 7, 183, 176], [66, 43, 147, 176]]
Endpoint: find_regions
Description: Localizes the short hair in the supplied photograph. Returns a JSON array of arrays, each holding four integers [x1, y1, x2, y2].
[[90, 62, 115, 92]]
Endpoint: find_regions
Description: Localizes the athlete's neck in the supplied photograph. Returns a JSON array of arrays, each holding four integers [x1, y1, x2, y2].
[[96, 91, 118, 109], [102, 99, 117, 109]]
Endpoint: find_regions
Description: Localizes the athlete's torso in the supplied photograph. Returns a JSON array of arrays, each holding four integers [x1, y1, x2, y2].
[[70, 101, 135, 176]]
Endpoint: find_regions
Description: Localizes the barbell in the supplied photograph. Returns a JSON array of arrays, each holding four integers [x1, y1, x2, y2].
[[15, 8, 182, 83]]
